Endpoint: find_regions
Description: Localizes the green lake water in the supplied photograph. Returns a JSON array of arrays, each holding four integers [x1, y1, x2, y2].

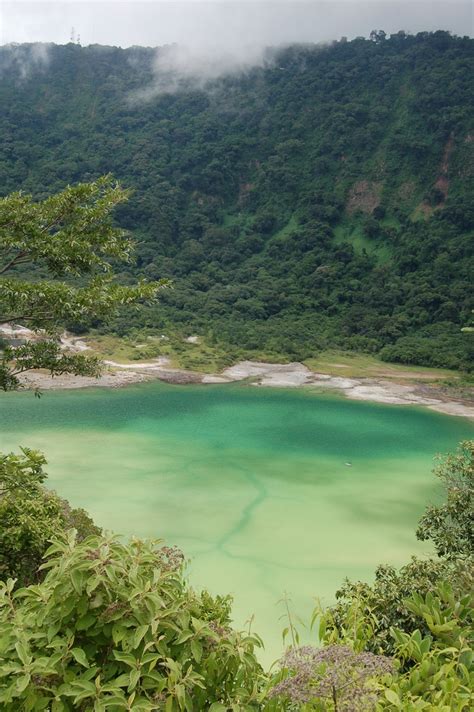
[[1, 382, 472, 663]]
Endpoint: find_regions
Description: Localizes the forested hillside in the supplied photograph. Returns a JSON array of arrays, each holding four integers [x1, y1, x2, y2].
[[1, 31, 473, 369]]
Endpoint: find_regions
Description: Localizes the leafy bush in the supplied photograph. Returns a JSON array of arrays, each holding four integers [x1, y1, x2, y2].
[[0, 532, 265, 711], [321, 557, 463, 657], [309, 580, 473, 711], [416, 440, 473, 559], [381, 582, 473, 711], [379, 334, 472, 371], [0, 448, 100, 586]]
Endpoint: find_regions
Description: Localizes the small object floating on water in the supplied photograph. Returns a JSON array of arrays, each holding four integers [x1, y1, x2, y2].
[[345, 462, 353, 467]]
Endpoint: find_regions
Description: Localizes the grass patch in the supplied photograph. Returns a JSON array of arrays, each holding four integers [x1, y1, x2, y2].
[[304, 350, 460, 382], [272, 214, 298, 239], [333, 222, 392, 263], [86, 331, 241, 373], [81, 334, 464, 385], [84, 334, 138, 363]]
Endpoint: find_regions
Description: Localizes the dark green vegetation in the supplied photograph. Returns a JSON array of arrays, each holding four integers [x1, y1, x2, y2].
[[1, 32, 473, 369], [0, 441, 472, 710]]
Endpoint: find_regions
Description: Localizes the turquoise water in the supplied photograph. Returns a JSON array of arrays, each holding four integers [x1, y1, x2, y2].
[[1, 382, 472, 662]]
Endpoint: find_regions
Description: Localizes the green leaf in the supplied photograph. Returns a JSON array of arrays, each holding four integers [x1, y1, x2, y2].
[[175, 684, 185, 710], [128, 668, 140, 692], [191, 639, 202, 663], [70, 648, 89, 668], [192, 618, 209, 635], [175, 630, 193, 645], [15, 641, 31, 666], [384, 689, 402, 706], [76, 613, 95, 631], [113, 651, 137, 667], [132, 624, 149, 650], [70, 569, 83, 594], [47, 622, 62, 643], [16, 673, 31, 693]]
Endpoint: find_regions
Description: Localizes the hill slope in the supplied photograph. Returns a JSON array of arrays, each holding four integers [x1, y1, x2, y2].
[[0, 32, 473, 368]]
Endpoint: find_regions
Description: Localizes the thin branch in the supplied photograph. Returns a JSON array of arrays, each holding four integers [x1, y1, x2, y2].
[[0, 250, 29, 275], [9, 367, 33, 377], [0, 316, 29, 325], [0, 313, 55, 324]]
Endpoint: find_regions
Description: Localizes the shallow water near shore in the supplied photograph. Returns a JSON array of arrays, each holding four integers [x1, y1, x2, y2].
[[1, 382, 472, 664]]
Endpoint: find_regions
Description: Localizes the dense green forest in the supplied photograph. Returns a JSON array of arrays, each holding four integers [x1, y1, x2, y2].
[[0, 31, 473, 369]]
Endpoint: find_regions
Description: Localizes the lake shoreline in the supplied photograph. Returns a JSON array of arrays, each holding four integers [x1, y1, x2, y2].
[[19, 358, 474, 419]]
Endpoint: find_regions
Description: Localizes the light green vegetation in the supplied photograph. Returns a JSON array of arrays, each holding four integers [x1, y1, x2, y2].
[[86, 331, 240, 372], [303, 350, 460, 381], [271, 215, 299, 240], [84, 334, 139, 363], [86, 332, 466, 385], [333, 223, 392, 263], [1, 383, 472, 664]]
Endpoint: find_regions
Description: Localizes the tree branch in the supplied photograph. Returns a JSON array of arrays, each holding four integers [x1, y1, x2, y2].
[[0, 250, 29, 275], [0, 313, 54, 324]]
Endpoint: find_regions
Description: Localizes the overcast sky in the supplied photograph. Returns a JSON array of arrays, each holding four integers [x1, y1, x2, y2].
[[1, 1, 472, 49]]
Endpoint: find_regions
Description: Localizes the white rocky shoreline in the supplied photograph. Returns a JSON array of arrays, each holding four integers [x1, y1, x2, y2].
[[3, 324, 471, 418], [18, 357, 474, 419]]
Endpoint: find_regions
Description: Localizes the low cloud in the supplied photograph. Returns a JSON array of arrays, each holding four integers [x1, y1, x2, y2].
[[123, 1, 473, 99], [0, 42, 51, 79], [1, 2, 472, 93], [131, 41, 276, 100]]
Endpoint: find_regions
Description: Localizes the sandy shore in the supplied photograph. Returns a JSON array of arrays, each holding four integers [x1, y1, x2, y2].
[[18, 358, 474, 419]]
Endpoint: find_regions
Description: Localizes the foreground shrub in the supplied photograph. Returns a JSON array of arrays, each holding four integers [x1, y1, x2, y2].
[[0, 448, 100, 586], [323, 557, 470, 657], [0, 531, 264, 711], [416, 440, 473, 560], [309, 580, 473, 711], [381, 582, 473, 711], [268, 644, 393, 711]]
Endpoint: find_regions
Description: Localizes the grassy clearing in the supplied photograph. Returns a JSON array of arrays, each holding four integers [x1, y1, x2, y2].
[[85, 331, 240, 373], [83, 333, 465, 386], [272, 214, 298, 239], [161, 340, 238, 373], [84, 334, 138, 363], [304, 350, 460, 382], [334, 222, 392, 263]]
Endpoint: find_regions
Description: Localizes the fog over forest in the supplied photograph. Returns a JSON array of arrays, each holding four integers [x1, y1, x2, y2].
[[1, 1, 473, 83]]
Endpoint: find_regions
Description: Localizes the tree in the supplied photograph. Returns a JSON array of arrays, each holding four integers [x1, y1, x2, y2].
[[416, 440, 473, 559], [0, 448, 100, 586], [0, 176, 167, 390]]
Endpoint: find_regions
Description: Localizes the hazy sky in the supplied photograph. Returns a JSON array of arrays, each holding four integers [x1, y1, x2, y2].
[[1, 1, 472, 49]]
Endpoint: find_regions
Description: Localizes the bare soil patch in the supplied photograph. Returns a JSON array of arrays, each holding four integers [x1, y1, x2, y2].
[[346, 180, 383, 214]]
